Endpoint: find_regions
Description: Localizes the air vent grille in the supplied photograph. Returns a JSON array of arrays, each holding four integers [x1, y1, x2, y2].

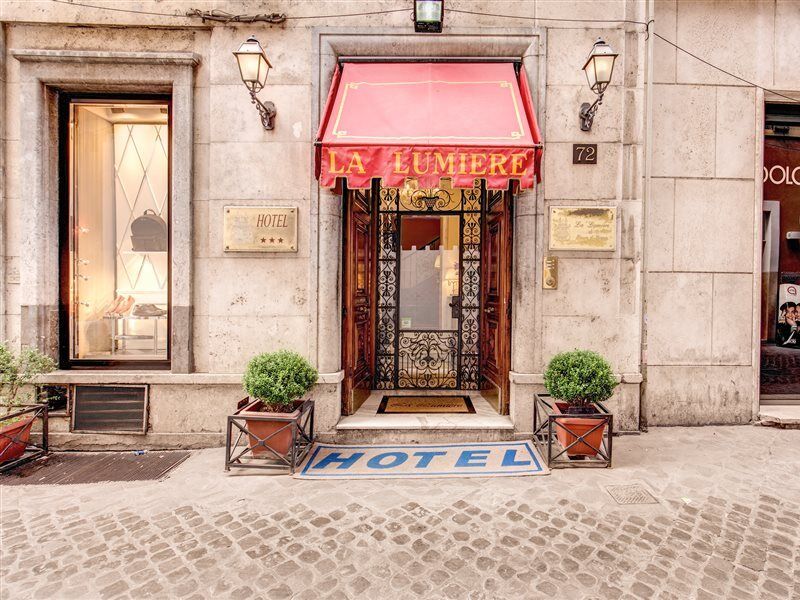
[[72, 385, 148, 433]]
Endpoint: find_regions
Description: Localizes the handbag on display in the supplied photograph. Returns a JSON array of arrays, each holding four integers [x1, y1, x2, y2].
[[130, 209, 167, 251]]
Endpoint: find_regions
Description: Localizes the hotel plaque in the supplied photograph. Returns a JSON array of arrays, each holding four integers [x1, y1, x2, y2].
[[223, 206, 298, 252], [548, 206, 616, 251]]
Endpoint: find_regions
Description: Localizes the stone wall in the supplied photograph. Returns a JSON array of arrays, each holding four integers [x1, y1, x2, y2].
[[0, 1, 795, 445], [642, 0, 799, 425]]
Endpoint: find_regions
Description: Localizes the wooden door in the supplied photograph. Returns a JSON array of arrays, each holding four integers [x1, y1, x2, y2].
[[481, 191, 513, 412], [342, 190, 375, 415]]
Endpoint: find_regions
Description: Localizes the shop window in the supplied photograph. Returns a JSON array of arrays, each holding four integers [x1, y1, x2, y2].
[[61, 98, 171, 367]]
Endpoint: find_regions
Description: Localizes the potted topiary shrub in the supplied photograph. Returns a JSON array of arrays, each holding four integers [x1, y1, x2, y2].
[[240, 350, 318, 457], [0, 343, 56, 464], [543, 349, 617, 458]]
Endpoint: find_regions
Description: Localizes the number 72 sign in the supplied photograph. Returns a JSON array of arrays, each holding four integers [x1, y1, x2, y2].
[[573, 143, 598, 164]]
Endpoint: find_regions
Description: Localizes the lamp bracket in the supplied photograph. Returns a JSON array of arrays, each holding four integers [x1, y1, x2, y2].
[[250, 90, 276, 130], [579, 95, 603, 132]]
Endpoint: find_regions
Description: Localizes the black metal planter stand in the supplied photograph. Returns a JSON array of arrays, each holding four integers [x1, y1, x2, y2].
[[533, 394, 613, 468], [225, 398, 314, 474], [0, 404, 49, 473]]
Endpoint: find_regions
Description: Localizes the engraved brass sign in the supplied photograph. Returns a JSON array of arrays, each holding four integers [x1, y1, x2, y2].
[[548, 206, 616, 251], [223, 207, 298, 252], [543, 256, 558, 289]]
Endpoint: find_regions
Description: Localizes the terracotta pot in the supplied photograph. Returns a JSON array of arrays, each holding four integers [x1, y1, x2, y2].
[[0, 416, 35, 464], [242, 400, 302, 457], [553, 402, 607, 457]]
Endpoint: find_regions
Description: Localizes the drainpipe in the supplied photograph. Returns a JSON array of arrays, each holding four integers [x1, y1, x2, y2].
[[640, 0, 656, 431]]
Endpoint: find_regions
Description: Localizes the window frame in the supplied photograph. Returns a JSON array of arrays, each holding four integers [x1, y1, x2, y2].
[[58, 92, 173, 370]]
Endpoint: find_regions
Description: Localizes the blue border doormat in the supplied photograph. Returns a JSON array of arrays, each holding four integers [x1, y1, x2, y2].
[[294, 441, 549, 479]]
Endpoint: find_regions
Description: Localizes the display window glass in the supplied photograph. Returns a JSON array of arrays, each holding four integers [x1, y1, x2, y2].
[[63, 99, 170, 366]]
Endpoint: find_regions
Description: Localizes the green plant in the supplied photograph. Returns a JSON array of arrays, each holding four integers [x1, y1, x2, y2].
[[0, 343, 56, 425], [543, 349, 617, 410], [243, 350, 318, 412]]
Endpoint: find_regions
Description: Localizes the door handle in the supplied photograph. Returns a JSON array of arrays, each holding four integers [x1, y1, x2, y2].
[[485, 306, 496, 314]]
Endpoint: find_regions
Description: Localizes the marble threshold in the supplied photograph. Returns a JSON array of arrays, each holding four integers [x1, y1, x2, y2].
[[336, 390, 514, 430]]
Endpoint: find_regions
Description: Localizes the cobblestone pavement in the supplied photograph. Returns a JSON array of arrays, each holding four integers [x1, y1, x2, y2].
[[2, 426, 799, 600]]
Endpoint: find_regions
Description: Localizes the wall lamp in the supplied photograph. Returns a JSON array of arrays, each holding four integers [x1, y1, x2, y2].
[[233, 36, 276, 130], [414, 0, 444, 33], [579, 38, 618, 131]]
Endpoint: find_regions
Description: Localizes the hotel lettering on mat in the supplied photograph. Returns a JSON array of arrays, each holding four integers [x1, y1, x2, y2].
[[297, 442, 547, 479]]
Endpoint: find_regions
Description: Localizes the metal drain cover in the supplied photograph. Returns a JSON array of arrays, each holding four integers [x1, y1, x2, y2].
[[606, 484, 659, 505], [0, 451, 190, 485]]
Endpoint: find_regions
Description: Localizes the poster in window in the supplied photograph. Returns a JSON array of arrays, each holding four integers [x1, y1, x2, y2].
[[777, 283, 800, 348]]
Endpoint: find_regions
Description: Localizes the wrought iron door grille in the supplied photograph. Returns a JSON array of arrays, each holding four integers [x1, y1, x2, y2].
[[374, 181, 482, 390], [397, 330, 458, 389]]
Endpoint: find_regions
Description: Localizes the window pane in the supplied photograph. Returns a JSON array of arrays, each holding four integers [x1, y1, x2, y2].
[[399, 215, 460, 331], [70, 102, 169, 361]]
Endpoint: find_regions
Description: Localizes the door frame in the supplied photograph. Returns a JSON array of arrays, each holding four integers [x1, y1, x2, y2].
[[480, 188, 514, 414], [341, 180, 515, 415], [341, 183, 376, 415]]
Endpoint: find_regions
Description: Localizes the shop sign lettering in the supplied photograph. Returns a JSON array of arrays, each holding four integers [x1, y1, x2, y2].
[[327, 149, 529, 177], [223, 206, 298, 252], [764, 165, 800, 186], [320, 146, 536, 190]]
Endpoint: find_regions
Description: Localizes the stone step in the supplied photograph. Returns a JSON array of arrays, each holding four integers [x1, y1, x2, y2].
[[758, 405, 800, 429], [325, 427, 520, 445]]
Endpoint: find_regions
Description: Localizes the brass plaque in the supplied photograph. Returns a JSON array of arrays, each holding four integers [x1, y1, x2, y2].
[[548, 206, 616, 251], [543, 256, 558, 289], [223, 206, 298, 252]]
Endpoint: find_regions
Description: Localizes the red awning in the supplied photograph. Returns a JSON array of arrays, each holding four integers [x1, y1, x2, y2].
[[315, 62, 543, 190]]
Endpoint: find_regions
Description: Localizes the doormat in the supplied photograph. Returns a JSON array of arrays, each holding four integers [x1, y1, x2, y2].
[[0, 451, 190, 485], [295, 441, 549, 479], [377, 395, 475, 414]]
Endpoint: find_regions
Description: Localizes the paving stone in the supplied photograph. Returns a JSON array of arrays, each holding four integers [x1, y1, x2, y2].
[[2, 426, 799, 599]]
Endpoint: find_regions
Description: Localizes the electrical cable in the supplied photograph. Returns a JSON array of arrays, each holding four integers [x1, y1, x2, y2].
[[43, 0, 799, 104], [652, 33, 799, 105], [447, 7, 648, 27], [49, 0, 187, 18], [285, 7, 410, 20], [50, 0, 410, 21]]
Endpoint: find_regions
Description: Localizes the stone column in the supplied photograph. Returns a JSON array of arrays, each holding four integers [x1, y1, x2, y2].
[[0, 26, 6, 343], [316, 188, 342, 375]]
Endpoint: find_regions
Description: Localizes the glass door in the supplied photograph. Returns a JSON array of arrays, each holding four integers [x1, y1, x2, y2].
[[398, 214, 461, 388], [374, 180, 482, 389]]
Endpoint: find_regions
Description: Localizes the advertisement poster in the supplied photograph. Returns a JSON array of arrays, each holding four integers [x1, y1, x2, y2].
[[777, 283, 800, 348]]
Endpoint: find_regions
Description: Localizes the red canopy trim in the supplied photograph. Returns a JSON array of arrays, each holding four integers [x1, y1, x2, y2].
[[315, 62, 543, 191]]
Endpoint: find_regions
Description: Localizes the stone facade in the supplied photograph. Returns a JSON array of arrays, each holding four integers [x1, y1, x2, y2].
[[0, 1, 795, 448]]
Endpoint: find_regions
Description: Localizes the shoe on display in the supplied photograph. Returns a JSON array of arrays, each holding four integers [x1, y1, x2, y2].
[[117, 296, 135, 316], [105, 295, 125, 317], [132, 304, 167, 318]]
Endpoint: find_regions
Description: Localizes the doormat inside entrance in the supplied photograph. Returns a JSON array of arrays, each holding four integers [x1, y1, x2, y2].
[[0, 451, 190, 485], [378, 395, 475, 414], [295, 441, 548, 479]]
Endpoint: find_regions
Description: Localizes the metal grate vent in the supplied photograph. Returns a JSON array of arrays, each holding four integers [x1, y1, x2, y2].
[[606, 484, 659, 505], [72, 385, 148, 433], [0, 451, 188, 485]]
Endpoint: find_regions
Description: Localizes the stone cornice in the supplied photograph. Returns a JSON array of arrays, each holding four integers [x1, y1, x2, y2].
[[11, 49, 201, 67]]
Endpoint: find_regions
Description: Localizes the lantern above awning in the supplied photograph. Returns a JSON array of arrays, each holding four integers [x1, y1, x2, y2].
[[314, 61, 543, 191]]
